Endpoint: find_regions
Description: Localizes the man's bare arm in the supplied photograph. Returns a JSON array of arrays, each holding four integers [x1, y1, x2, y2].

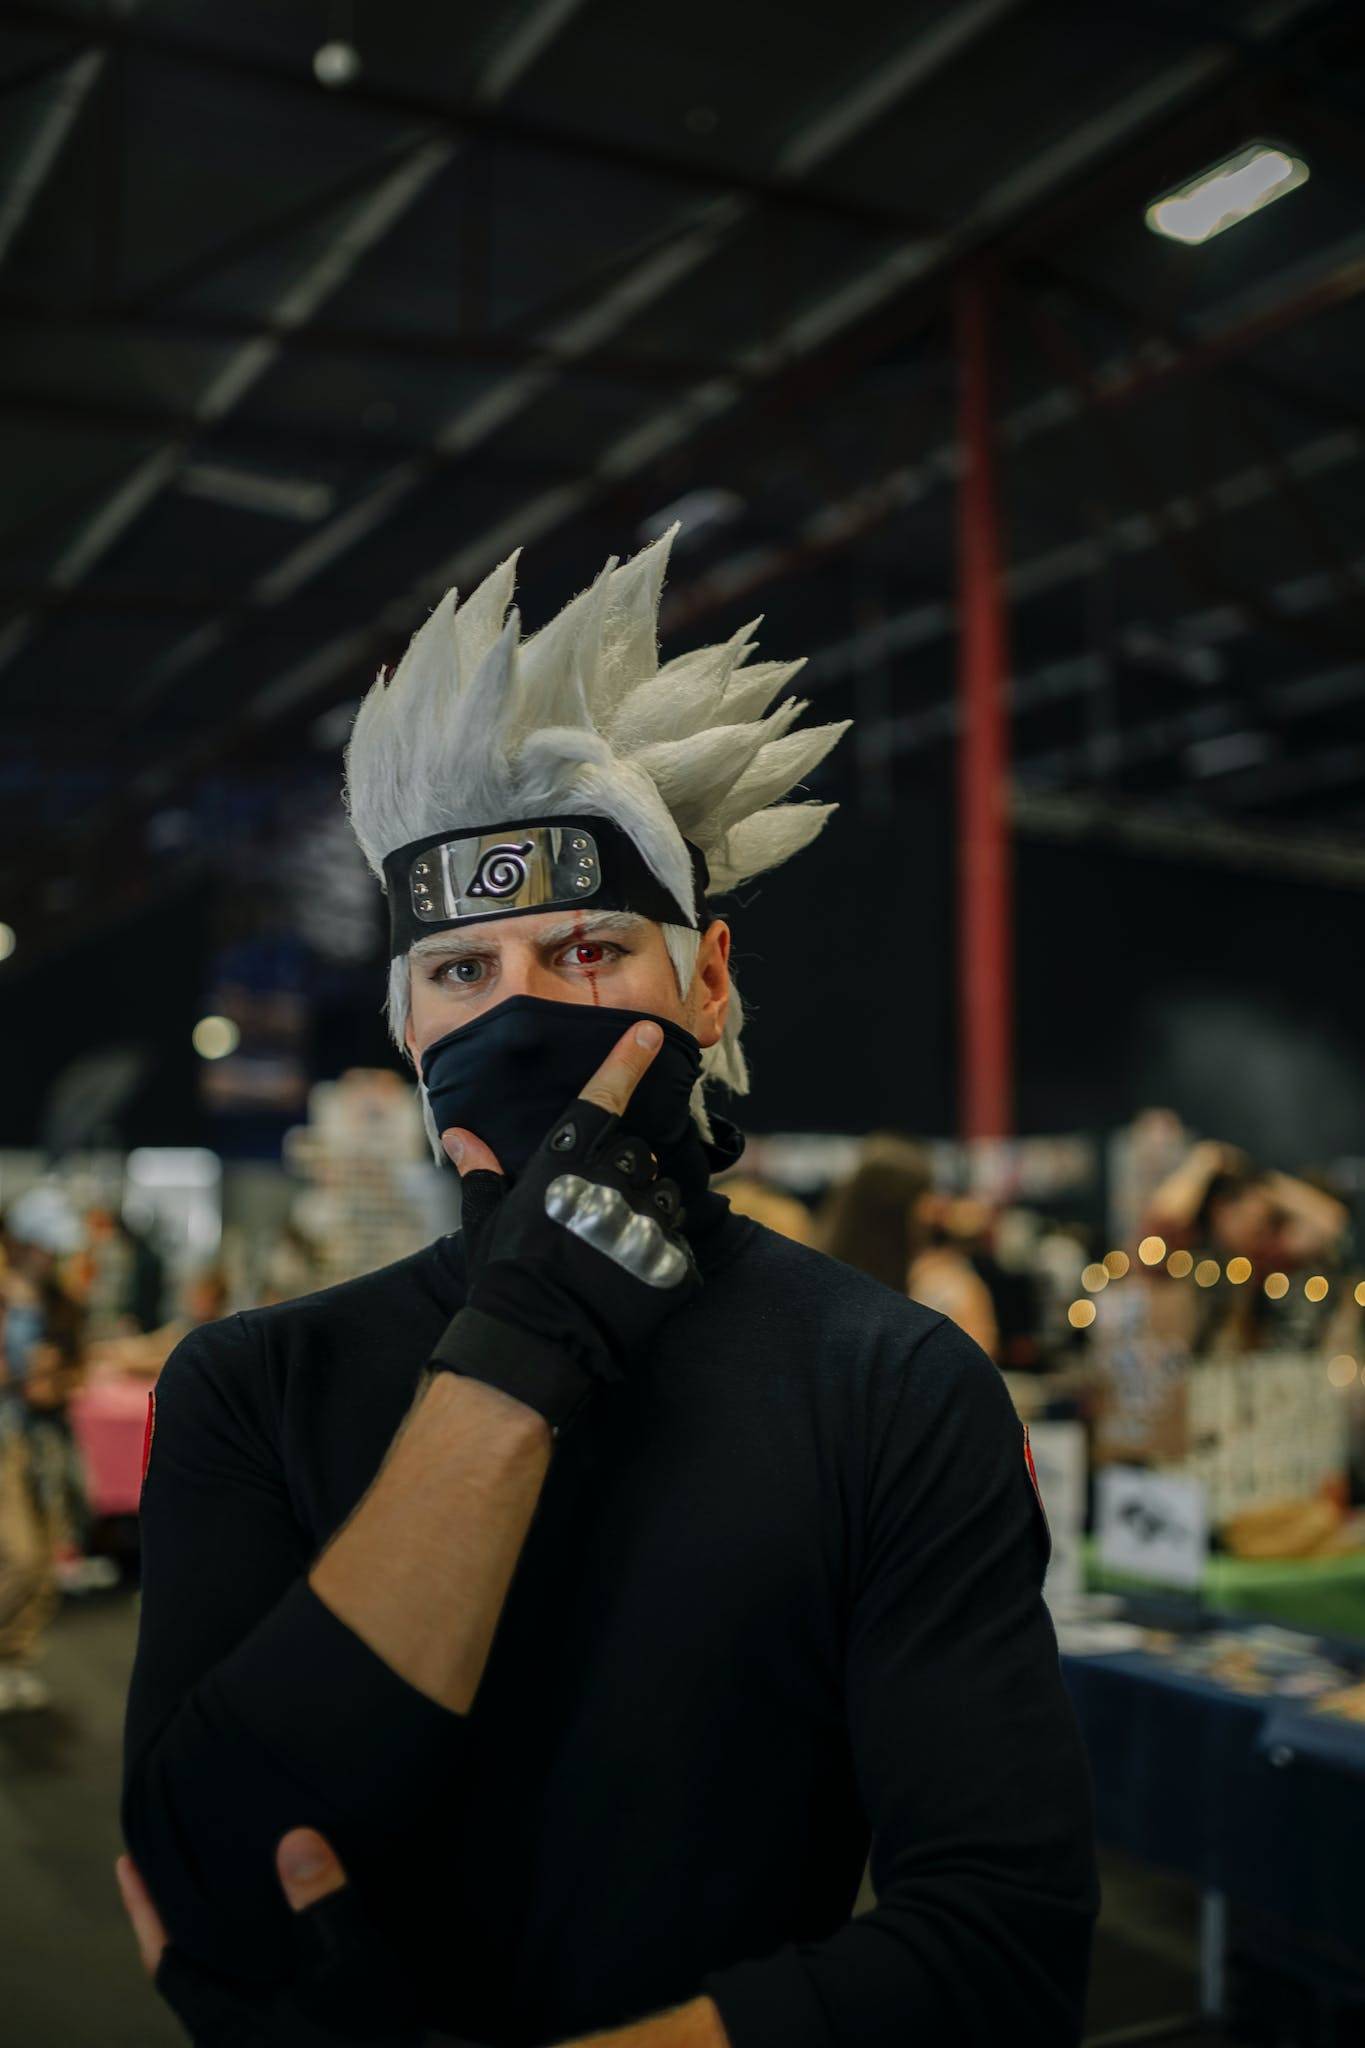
[[560, 1993, 731, 2048], [309, 1019, 665, 1718], [309, 1370, 551, 1715]]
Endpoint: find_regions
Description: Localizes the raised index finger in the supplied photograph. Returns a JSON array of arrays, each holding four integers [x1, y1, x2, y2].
[[577, 1020, 664, 1118]]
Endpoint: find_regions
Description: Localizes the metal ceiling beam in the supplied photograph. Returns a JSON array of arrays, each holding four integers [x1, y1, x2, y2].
[[0, 0, 596, 687], [111, 136, 460, 316], [1012, 791, 1365, 889], [1033, 246, 1365, 433], [11, 0, 1334, 712], [0, 45, 104, 265], [116, 0, 1020, 719], [229, 0, 1328, 742], [0, 382, 623, 496], [0, 136, 455, 676], [658, 226, 1365, 641], [793, 473, 1365, 786], [0, 0, 1347, 927], [1009, 633, 1365, 793], [0, 0, 959, 245], [1020, 290, 1359, 667], [0, 299, 732, 387]]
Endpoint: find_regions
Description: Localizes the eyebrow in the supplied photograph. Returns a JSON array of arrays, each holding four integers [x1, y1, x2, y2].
[[409, 910, 649, 963]]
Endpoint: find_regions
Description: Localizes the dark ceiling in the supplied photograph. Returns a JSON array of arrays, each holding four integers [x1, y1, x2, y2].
[[4, 0, 1365, 977]]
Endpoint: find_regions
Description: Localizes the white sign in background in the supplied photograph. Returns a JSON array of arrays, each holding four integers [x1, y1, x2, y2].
[[1096, 1466, 1209, 1592], [1026, 1421, 1087, 1614]]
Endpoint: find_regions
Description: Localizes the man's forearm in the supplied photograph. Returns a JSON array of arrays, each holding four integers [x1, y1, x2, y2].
[[309, 1366, 553, 1715], [558, 1993, 731, 2048]]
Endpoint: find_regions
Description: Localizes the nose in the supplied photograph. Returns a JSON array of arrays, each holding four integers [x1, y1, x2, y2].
[[508, 955, 583, 1001]]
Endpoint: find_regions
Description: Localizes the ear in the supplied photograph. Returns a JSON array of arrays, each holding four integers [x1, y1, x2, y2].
[[693, 918, 731, 1050]]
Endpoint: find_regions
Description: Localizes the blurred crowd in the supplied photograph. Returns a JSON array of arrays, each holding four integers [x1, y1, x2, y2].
[[723, 1123, 1360, 1370], [2, 1118, 1362, 1715], [0, 1199, 324, 1715]]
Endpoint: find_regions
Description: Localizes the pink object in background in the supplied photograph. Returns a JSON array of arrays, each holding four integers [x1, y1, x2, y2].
[[69, 1379, 158, 1516]]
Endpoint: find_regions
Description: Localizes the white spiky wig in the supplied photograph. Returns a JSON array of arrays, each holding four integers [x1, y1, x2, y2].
[[343, 525, 851, 1166]]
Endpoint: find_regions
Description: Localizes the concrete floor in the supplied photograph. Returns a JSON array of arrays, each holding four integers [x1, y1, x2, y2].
[[1, 1585, 1230, 2048]]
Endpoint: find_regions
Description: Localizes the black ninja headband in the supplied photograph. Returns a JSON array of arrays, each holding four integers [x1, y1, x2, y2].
[[381, 813, 711, 960]]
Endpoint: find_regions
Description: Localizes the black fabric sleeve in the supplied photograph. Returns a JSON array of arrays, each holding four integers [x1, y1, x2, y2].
[[700, 1318, 1101, 2048], [121, 1319, 468, 1991]]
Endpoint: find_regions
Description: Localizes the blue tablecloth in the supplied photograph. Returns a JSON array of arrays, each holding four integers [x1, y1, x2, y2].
[[1059, 1630, 1365, 1967]]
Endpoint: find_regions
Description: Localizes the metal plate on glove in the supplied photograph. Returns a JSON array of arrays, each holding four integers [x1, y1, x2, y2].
[[544, 1173, 691, 1288]]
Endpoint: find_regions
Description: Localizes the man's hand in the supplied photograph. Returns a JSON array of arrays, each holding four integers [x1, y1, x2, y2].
[[433, 1019, 702, 1440], [117, 1834, 728, 2048], [116, 1827, 347, 1979], [438, 1018, 668, 1178], [116, 1830, 438, 2044]]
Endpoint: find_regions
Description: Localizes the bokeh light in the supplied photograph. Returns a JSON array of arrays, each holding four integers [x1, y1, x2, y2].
[[192, 1015, 240, 1061]]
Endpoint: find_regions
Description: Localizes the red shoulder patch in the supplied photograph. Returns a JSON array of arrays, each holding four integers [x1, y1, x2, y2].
[[139, 1389, 157, 1504], [1022, 1422, 1051, 1541]]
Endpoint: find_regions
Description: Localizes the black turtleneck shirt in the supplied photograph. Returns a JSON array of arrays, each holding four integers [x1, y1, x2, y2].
[[122, 1131, 1099, 2048]]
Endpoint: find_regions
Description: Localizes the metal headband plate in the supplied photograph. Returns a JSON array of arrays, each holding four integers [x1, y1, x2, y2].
[[409, 824, 601, 925]]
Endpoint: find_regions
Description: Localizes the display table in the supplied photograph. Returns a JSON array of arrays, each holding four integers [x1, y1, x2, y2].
[[1060, 1616, 1365, 2031], [1084, 1534, 1365, 1639], [69, 1378, 154, 1517]]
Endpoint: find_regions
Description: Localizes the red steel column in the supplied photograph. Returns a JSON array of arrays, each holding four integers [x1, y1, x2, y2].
[[954, 267, 1014, 1141]]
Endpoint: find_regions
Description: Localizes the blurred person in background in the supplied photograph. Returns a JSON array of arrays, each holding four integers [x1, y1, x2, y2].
[[816, 1130, 929, 1290], [1, 1226, 61, 1711], [257, 1220, 324, 1307], [0, 1238, 101, 1708], [2, 1216, 52, 1390], [1144, 1140, 1351, 1355], [88, 1262, 234, 1385], [908, 1193, 1001, 1362], [817, 1135, 1001, 1358], [76, 1205, 167, 1338], [0, 1375, 58, 1712], [22, 1270, 116, 1598], [1146, 1139, 1349, 1272], [987, 1207, 1046, 1371], [715, 1173, 817, 1244]]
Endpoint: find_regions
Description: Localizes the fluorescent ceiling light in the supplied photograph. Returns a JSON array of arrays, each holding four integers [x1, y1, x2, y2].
[[639, 488, 744, 547], [1146, 142, 1308, 246], [1183, 730, 1272, 778], [179, 463, 335, 522]]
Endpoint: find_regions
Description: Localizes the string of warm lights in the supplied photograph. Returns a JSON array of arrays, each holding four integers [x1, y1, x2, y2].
[[1066, 1244, 1365, 1383]]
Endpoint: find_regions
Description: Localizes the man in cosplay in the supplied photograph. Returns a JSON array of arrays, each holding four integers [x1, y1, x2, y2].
[[119, 527, 1100, 2048]]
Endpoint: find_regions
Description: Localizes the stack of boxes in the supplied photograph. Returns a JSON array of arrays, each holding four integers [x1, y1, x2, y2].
[[1184, 1353, 1350, 1525], [283, 1069, 449, 1286]]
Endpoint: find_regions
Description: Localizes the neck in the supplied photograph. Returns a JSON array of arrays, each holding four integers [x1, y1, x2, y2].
[[654, 1110, 745, 1255]]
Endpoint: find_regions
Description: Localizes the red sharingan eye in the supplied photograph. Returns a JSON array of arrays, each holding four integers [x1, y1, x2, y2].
[[567, 941, 619, 966]]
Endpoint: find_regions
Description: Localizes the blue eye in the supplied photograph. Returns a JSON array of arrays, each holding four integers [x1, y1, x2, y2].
[[428, 940, 626, 989]]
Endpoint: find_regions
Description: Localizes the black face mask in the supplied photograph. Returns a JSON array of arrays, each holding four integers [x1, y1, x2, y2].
[[420, 994, 709, 1185]]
